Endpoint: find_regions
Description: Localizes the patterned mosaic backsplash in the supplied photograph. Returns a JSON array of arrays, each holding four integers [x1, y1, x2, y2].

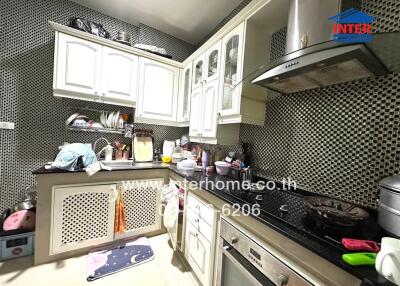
[[0, 0, 190, 211], [237, 0, 400, 209]]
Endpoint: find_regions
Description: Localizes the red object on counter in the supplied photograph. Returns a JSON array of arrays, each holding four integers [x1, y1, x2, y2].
[[341, 238, 380, 253]]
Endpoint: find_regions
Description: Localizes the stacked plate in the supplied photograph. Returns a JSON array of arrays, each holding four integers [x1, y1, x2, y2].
[[100, 111, 120, 129]]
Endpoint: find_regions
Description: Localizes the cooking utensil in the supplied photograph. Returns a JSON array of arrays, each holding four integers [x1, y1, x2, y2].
[[13, 187, 36, 212], [378, 175, 400, 237], [303, 196, 369, 227], [341, 238, 380, 253], [342, 253, 377, 266]]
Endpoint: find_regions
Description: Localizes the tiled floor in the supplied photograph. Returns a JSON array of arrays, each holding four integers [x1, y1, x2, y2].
[[0, 234, 199, 286]]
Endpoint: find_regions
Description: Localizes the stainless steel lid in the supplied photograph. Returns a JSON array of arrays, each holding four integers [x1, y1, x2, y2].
[[379, 175, 400, 193]]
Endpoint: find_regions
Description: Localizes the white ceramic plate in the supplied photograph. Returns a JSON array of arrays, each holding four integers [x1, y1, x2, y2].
[[113, 111, 120, 129], [65, 113, 79, 126], [107, 112, 114, 128]]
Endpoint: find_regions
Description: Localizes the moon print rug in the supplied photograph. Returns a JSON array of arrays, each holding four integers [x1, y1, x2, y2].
[[86, 237, 155, 281]]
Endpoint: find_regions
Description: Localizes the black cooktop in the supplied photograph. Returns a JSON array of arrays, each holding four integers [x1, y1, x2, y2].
[[212, 181, 384, 252], [177, 169, 396, 286]]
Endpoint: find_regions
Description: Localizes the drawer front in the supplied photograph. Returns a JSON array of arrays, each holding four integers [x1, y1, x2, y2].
[[187, 193, 214, 226], [187, 208, 213, 241], [185, 221, 211, 286]]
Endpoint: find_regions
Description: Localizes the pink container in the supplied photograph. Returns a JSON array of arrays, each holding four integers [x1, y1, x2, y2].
[[3, 210, 36, 231]]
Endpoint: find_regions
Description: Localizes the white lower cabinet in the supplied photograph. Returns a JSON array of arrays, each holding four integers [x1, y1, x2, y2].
[[50, 184, 117, 255], [115, 178, 163, 239], [50, 179, 163, 255], [184, 193, 216, 286], [186, 222, 211, 285], [136, 57, 180, 125]]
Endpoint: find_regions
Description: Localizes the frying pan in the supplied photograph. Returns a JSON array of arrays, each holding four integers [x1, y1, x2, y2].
[[303, 196, 370, 227]]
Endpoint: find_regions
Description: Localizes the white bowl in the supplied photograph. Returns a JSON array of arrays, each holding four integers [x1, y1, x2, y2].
[[215, 161, 231, 176], [177, 159, 197, 176]]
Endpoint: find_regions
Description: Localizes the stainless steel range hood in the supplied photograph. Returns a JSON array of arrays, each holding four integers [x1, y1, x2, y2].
[[251, 0, 400, 94]]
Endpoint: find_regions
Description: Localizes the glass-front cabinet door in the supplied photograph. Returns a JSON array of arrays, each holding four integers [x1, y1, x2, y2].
[[219, 22, 245, 117], [205, 40, 222, 83], [177, 62, 192, 123], [192, 54, 205, 90]]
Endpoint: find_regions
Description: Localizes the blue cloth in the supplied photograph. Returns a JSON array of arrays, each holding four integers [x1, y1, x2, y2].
[[52, 143, 97, 171]]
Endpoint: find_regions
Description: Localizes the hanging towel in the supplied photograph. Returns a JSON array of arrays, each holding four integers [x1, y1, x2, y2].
[[114, 186, 127, 233]]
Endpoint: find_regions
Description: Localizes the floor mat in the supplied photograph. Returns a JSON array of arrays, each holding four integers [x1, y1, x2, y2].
[[86, 237, 154, 281]]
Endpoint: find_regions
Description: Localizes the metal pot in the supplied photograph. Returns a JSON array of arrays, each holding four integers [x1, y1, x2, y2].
[[13, 186, 36, 212], [378, 175, 400, 237]]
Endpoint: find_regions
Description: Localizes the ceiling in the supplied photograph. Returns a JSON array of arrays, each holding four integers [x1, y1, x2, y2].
[[70, 0, 244, 44]]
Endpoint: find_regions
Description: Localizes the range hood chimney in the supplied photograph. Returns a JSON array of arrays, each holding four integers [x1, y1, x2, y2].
[[251, 0, 400, 94]]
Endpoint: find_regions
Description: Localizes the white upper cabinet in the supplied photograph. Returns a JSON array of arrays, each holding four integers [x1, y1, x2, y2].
[[177, 62, 192, 124], [188, 79, 219, 139], [200, 80, 219, 138], [189, 87, 203, 137], [54, 32, 139, 107], [101, 47, 138, 106], [192, 54, 206, 90], [219, 22, 245, 118], [189, 40, 221, 141], [55, 33, 102, 99], [136, 57, 179, 123], [204, 41, 222, 84]]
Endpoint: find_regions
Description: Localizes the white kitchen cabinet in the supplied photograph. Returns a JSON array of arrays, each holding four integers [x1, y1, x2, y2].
[[205, 41, 222, 84], [200, 79, 219, 138], [192, 54, 206, 90], [185, 222, 212, 286], [115, 178, 163, 240], [136, 57, 180, 124], [177, 62, 192, 125], [219, 22, 245, 118], [184, 193, 216, 286], [54, 33, 102, 100], [50, 184, 117, 255], [189, 40, 223, 143], [189, 79, 218, 139], [189, 78, 239, 144], [189, 87, 203, 137], [101, 47, 138, 106]]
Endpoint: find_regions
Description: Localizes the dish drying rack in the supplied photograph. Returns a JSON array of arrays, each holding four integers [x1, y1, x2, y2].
[[65, 105, 133, 135]]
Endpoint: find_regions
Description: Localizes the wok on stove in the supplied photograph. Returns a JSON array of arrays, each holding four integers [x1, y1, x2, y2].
[[303, 196, 370, 227]]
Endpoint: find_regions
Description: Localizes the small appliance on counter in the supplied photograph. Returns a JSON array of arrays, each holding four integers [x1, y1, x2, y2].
[[0, 231, 35, 261], [378, 175, 400, 237], [133, 129, 154, 162], [172, 139, 184, 164]]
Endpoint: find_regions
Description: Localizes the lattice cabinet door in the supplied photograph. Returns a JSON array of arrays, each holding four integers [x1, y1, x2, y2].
[[51, 184, 117, 255], [115, 178, 164, 239]]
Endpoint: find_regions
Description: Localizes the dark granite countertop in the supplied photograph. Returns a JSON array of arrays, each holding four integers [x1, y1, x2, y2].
[[33, 163, 393, 286], [32, 162, 170, 174]]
